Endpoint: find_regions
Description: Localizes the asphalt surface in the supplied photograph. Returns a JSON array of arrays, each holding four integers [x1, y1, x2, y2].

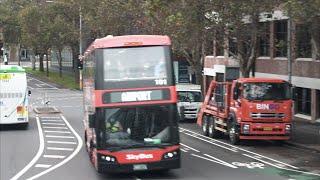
[[1, 75, 320, 180]]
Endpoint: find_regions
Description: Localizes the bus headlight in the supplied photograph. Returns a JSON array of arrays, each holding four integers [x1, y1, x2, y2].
[[163, 150, 179, 159], [101, 155, 117, 163]]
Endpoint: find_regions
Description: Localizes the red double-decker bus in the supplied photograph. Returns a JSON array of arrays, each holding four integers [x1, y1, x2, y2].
[[82, 35, 180, 173]]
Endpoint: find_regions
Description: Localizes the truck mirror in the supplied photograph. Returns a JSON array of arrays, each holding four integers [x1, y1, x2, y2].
[[291, 87, 297, 101], [88, 114, 96, 128], [233, 89, 239, 100]]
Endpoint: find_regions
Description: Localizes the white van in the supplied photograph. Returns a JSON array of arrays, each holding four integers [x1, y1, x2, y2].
[[0, 65, 29, 128], [176, 84, 203, 121]]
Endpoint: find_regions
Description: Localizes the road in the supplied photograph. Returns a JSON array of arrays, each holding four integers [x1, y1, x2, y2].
[[1, 75, 320, 180]]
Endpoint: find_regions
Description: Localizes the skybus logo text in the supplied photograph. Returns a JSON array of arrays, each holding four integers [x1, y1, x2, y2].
[[126, 154, 154, 160]]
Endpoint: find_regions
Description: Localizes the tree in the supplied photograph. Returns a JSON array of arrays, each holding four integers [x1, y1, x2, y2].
[[19, 3, 51, 71], [208, 0, 282, 77], [284, 0, 320, 60]]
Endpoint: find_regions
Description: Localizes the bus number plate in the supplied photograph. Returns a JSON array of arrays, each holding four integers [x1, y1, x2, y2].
[[133, 164, 147, 171]]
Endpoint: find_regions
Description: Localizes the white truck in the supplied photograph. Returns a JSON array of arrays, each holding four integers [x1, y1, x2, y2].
[[176, 84, 203, 121], [0, 65, 30, 129]]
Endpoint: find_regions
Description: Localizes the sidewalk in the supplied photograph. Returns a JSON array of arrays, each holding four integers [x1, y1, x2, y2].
[[287, 120, 320, 153]]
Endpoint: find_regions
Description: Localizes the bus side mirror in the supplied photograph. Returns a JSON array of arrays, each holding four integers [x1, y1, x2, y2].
[[28, 90, 31, 96], [88, 114, 96, 128]]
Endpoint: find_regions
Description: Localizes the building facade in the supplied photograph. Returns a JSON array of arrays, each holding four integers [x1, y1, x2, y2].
[[204, 11, 320, 123]]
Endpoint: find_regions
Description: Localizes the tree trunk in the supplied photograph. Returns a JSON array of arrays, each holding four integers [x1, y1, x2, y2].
[[71, 46, 80, 86], [39, 54, 44, 72], [18, 44, 21, 66], [58, 49, 63, 78], [46, 53, 49, 77]]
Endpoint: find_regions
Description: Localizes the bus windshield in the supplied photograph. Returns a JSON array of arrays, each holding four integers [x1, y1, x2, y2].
[[103, 46, 169, 81], [102, 105, 179, 150], [243, 82, 291, 101]]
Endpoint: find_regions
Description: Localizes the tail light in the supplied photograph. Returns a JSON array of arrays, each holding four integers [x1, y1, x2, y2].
[[17, 106, 26, 115]]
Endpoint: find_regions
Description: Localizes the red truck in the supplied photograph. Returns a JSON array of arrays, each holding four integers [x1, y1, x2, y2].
[[197, 78, 293, 144]]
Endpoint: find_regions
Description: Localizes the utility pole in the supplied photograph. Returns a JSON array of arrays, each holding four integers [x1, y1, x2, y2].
[[79, 6, 83, 90], [287, 9, 292, 84]]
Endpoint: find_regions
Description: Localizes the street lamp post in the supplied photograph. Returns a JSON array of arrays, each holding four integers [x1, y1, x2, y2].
[[79, 6, 83, 90]]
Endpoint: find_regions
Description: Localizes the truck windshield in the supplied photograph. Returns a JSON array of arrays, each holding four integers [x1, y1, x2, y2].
[[178, 91, 202, 102], [102, 105, 179, 150], [243, 82, 291, 101], [103, 46, 169, 81]]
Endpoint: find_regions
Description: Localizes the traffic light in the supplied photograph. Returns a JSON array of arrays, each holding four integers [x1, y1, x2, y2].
[[77, 58, 83, 70]]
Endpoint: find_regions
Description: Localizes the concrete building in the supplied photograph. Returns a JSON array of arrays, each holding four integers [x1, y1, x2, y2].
[[204, 11, 320, 123]]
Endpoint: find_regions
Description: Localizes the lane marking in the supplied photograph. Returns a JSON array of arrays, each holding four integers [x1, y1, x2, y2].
[[204, 154, 239, 168], [45, 135, 75, 139], [27, 114, 83, 180], [242, 154, 320, 177], [44, 130, 71, 134], [180, 127, 298, 169], [180, 149, 188, 152], [43, 155, 65, 159], [35, 164, 52, 168], [10, 117, 45, 180], [180, 143, 200, 152], [47, 141, 77, 145], [43, 127, 68, 129], [41, 117, 61, 119], [191, 154, 238, 169], [42, 123, 65, 126], [182, 132, 238, 152], [41, 120, 63, 122], [28, 77, 58, 89], [47, 147, 74, 151]]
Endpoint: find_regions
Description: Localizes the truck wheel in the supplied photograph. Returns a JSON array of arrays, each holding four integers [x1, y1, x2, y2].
[[202, 116, 209, 136], [208, 117, 220, 138], [229, 122, 240, 145]]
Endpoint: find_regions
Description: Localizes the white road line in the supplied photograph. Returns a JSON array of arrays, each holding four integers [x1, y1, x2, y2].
[[10, 117, 45, 180], [180, 143, 200, 152], [43, 155, 66, 159], [42, 123, 65, 126], [44, 130, 71, 134], [45, 135, 75, 139], [47, 141, 77, 145], [47, 147, 74, 151], [28, 77, 58, 89], [35, 164, 52, 168], [180, 148, 188, 152], [179, 127, 298, 169], [43, 126, 68, 129], [191, 154, 238, 169], [27, 86, 34, 90], [204, 154, 238, 169], [242, 154, 320, 177], [27, 114, 83, 180], [41, 117, 61, 119], [183, 132, 238, 152], [41, 120, 63, 122]]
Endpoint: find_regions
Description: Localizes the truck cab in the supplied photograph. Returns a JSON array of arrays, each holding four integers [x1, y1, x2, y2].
[[176, 84, 203, 121]]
